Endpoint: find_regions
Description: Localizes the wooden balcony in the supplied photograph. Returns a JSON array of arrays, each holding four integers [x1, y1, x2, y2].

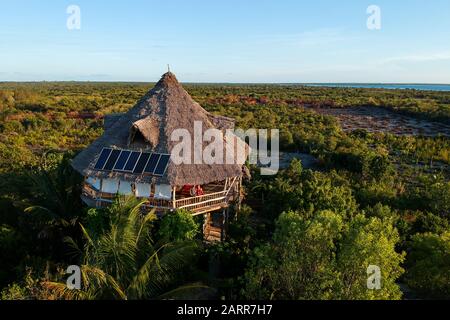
[[82, 177, 241, 216], [139, 191, 230, 215]]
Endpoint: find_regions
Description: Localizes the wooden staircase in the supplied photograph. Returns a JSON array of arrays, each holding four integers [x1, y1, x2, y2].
[[204, 225, 223, 243]]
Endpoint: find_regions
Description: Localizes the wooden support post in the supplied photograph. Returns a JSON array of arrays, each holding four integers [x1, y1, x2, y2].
[[131, 182, 137, 197], [97, 178, 104, 208], [203, 213, 209, 241], [224, 178, 228, 191], [221, 209, 226, 242], [172, 186, 177, 209], [225, 207, 229, 231], [99, 178, 103, 194], [237, 177, 242, 212]]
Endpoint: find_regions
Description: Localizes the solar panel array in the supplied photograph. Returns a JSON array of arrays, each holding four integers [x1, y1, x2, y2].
[[94, 148, 171, 176]]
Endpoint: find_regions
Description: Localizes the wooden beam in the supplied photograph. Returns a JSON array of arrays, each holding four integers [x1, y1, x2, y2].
[[97, 178, 104, 208], [172, 186, 177, 209], [190, 205, 226, 216]]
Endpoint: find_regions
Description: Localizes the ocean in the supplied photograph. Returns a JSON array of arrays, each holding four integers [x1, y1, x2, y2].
[[303, 83, 450, 92]]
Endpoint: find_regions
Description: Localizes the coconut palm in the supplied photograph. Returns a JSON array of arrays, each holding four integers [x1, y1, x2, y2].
[[25, 152, 83, 233], [44, 197, 204, 300], [24, 152, 84, 259]]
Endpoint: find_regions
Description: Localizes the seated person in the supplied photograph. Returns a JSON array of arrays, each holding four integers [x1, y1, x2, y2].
[[180, 185, 204, 196], [195, 185, 204, 196], [180, 185, 193, 196]]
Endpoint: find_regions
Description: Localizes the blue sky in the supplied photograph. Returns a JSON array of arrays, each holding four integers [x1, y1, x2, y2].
[[1, 0, 450, 83]]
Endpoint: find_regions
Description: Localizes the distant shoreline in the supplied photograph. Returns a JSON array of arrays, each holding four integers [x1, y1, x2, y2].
[[1, 81, 450, 92], [301, 83, 450, 92]]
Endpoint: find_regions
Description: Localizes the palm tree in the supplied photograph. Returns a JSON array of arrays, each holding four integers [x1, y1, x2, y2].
[[24, 152, 83, 258], [25, 152, 82, 226], [44, 197, 205, 300]]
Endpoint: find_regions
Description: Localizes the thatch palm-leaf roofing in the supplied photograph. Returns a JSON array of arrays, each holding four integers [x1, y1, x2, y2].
[[71, 72, 246, 186]]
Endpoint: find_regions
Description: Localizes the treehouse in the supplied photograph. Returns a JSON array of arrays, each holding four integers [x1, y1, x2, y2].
[[71, 72, 249, 242]]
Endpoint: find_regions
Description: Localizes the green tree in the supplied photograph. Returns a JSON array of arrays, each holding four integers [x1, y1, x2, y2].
[[44, 198, 203, 300], [25, 152, 83, 239], [158, 209, 200, 242], [365, 154, 395, 181], [242, 210, 404, 300], [279, 130, 294, 150], [260, 161, 357, 220], [405, 232, 450, 299], [336, 214, 405, 299]]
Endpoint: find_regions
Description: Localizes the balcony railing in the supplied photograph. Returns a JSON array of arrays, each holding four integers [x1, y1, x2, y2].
[[82, 177, 239, 215], [176, 190, 226, 207]]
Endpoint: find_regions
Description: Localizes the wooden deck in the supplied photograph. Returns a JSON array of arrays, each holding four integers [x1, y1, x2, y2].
[[81, 177, 241, 242], [82, 177, 240, 216]]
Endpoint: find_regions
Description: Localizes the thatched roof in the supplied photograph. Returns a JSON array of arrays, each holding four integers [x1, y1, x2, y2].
[[72, 72, 247, 186], [104, 113, 123, 131]]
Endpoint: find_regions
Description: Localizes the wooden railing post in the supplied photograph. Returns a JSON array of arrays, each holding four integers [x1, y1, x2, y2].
[[172, 186, 176, 209]]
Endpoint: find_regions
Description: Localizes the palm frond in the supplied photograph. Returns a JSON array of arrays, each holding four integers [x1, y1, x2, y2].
[[59, 196, 201, 300], [42, 281, 89, 300], [80, 265, 127, 300], [127, 244, 169, 298], [63, 236, 83, 259], [79, 223, 95, 247]]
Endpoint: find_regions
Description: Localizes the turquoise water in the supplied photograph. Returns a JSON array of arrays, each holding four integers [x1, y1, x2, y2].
[[303, 83, 450, 92]]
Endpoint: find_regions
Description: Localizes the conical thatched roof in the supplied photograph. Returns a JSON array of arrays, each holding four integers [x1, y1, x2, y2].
[[72, 72, 247, 186]]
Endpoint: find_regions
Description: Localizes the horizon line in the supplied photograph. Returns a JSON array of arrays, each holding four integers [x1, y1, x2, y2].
[[1, 80, 450, 86]]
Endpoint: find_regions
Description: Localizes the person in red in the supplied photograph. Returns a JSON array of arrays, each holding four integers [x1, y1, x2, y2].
[[181, 185, 204, 196], [181, 185, 193, 196], [195, 185, 204, 196]]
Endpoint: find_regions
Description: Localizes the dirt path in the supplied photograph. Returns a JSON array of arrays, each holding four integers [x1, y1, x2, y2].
[[310, 106, 450, 137]]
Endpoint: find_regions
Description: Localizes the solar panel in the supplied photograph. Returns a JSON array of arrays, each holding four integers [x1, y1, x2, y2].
[[124, 152, 141, 172], [113, 151, 131, 171], [93, 148, 170, 176], [103, 149, 121, 171], [144, 153, 161, 174], [94, 148, 112, 170], [133, 152, 151, 174], [154, 154, 171, 176]]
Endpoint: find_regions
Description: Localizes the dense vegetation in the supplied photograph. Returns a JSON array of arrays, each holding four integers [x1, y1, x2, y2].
[[0, 82, 449, 300]]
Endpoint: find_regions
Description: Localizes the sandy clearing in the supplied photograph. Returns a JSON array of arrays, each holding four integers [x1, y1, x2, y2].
[[310, 106, 450, 137]]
